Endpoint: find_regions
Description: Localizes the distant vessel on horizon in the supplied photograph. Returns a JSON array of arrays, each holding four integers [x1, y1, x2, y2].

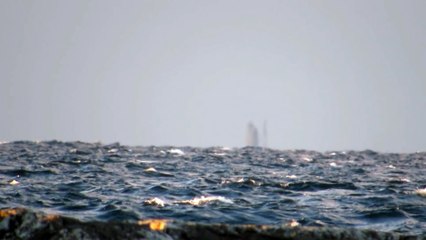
[[246, 122, 259, 146], [246, 121, 268, 147]]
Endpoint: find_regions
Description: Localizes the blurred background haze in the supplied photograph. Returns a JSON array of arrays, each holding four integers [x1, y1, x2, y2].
[[1, 1, 425, 152]]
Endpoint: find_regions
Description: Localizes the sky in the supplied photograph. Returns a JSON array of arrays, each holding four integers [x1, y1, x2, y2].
[[1, 1, 425, 152]]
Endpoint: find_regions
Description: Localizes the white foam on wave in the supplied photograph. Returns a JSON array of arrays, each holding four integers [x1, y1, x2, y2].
[[144, 197, 165, 207], [108, 148, 119, 153], [144, 196, 233, 207], [388, 165, 396, 169], [168, 148, 185, 156], [236, 178, 245, 183], [176, 196, 233, 206], [212, 152, 227, 157], [144, 167, 157, 172], [400, 178, 410, 183], [286, 219, 300, 227], [237, 178, 257, 185], [221, 177, 260, 186], [136, 159, 156, 163], [414, 188, 426, 197], [9, 179, 19, 185]]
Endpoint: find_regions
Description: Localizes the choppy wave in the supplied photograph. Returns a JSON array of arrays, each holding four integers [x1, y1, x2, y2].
[[144, 196, 233, 207], [0, 141, 425, 235]]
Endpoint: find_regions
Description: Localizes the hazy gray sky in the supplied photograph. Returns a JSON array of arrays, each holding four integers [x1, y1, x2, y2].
[[1, 1, 425, 152]]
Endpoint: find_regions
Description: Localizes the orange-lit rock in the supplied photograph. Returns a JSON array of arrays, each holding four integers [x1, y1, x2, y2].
[[138, 219, 168, 231], [0, 208, 420, 240], [42, 214, 60, 222], [0, 208, 21, 219]]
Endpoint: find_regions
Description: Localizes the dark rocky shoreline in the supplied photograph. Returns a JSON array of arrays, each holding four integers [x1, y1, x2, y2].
[[0, 208, 423, 240]]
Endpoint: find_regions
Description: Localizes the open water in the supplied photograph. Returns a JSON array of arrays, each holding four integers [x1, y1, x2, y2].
[[0, 141, 425, 235]]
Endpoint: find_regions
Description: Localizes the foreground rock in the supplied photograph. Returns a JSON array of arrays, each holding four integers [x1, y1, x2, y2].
[[0, 208, 423, 240]]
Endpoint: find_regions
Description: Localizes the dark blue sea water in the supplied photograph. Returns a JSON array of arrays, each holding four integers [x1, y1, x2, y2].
[[1, 141, 425, 235]]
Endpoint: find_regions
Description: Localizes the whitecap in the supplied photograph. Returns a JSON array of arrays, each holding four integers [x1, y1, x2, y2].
[[286, 175, 297, 179], [108, 148, 119, 153], [144, 167, 157, 172], [212, 152, 227, 156], [168, 148, 184, 155], [136, 159, 156, 164], [9, 180, 19, 185], [400, 178, 410, 183], [176, 196, 233, 206], [236, 178, 245, 183], [223, 178, 258, 185], [220, 179, 232, 184], [329, 162, 337, 167], [144, 197, 165, 207], [414, 188, 426, 197], [286, 219, 300, 227]]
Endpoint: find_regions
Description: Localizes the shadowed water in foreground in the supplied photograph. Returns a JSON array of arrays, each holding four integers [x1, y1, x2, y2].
[[0, 141, 425, 238]]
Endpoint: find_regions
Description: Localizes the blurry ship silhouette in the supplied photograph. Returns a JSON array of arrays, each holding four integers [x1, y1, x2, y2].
[[262, 120, 268, 148], [246, 122, 259, 146], [246, 121, 268, 147]]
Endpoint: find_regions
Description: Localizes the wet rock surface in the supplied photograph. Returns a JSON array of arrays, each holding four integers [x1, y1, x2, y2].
[[0, 208, 424, 240]]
